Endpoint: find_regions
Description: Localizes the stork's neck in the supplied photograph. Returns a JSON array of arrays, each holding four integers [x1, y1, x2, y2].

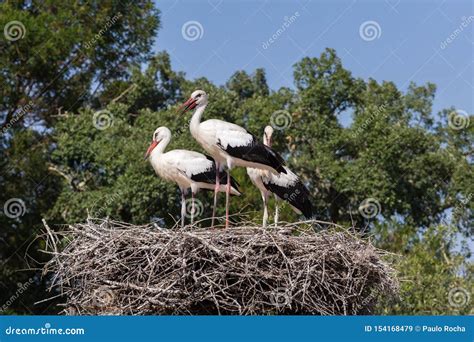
[[190, 104, 207, 136], [263, 134, 272, 147]]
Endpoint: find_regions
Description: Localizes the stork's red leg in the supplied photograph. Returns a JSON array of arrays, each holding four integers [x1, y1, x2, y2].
[[180, 190, 186, 227], [274, 194, 279, 227], [225, 169, 230, 228], [211, 162, 220, 228], [191, 191, 195, 224], [262, 191, 269, 227]]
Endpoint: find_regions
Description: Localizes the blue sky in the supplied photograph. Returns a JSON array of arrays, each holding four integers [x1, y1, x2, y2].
[[153, 1, 473, 253], [154, 0, 473, 125]]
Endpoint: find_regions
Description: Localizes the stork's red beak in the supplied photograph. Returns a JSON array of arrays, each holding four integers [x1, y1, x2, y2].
[[177, 97, 197, 114], [144, 140, 159, 160]]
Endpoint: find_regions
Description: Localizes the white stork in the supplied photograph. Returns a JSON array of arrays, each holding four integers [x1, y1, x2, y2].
[[178, 90, 286, 228], [144, 126, 241, 227], [247, 126, 314, 226]]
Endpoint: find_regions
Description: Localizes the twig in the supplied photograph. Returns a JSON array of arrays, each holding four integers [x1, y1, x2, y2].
[[41, 218, 399, 315]]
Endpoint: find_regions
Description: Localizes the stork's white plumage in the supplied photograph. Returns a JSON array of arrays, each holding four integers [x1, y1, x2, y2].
[[145, 127, 240, 227], [247, 126, 314, 226], [178, 90, 286, 228]]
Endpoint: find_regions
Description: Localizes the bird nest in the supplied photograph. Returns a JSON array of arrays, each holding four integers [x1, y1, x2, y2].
[[42, 219, 399, 315]]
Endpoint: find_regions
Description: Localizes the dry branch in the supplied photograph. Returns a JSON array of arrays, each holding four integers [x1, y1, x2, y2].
[[42, 219, 399, 315]]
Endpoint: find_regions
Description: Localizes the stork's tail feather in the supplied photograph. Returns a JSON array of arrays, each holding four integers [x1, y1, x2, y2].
[[300, 198, 314, 220], [218, 172, 242, 196], [264, 179, 314, 219], [229, 176, 241, 194]]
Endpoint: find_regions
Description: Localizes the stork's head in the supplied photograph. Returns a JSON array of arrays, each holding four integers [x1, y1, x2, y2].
[[178, 90, 208, 114], [144, 126, 171, 160], [263, 125, 274, 147]]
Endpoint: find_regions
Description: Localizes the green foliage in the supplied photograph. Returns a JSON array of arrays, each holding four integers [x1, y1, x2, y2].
[[0, 0, 160, 314], [0, 0, 160, 127], [226, 68, 270, 99], [0, 1, 472, 315], [376, 224, 472, 315], [0, 130, 61, 314]]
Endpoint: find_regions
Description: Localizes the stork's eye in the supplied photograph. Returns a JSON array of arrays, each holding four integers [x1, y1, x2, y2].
[[195, 94, 202, 98]]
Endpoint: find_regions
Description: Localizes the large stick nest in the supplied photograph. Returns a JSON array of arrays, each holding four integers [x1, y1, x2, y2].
[[42, 219, 399, 315]]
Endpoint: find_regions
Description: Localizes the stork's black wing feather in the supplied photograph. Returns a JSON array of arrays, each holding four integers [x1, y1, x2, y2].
[[217, 135, 286, 174], [264, 178, 314, 219], [189, 155, 240, 190]]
